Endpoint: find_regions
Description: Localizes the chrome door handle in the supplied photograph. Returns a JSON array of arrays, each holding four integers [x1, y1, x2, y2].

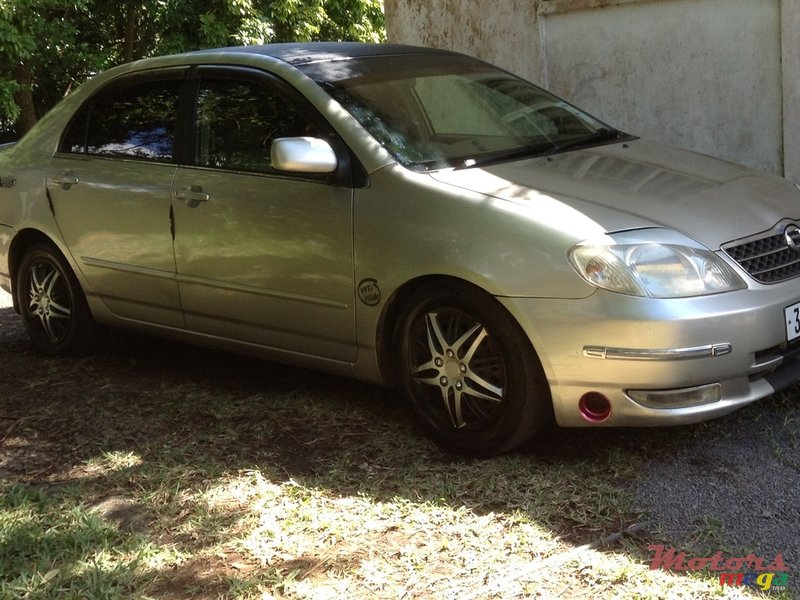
[[173, 186, 210, 206], [51, 172, 80, 187]]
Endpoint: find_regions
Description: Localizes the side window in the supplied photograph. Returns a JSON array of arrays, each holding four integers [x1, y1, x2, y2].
[[194, 78, 319, 174], [62, 78, 183, 163]]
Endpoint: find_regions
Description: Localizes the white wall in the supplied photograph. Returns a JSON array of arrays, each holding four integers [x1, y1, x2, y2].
[[385, 0, 800, 179]]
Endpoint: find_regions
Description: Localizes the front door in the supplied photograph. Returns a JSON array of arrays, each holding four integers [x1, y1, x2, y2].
[[172, 69, 356, 361]]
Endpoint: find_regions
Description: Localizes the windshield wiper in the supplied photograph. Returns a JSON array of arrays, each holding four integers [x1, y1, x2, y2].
[[545, 128, 632, 156], [453, 129, 632, 170], [453, 142, 553, 170]]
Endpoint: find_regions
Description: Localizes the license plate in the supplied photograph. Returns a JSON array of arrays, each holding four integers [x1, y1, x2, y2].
[[786, 301, 800, 341]]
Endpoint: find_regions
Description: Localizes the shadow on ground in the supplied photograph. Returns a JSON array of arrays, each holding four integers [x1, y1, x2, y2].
[[1, 302, 797, 598]]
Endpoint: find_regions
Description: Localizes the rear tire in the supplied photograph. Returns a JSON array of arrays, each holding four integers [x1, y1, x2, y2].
[[398, 282, 552, 456], [16, 243, 97, 356]]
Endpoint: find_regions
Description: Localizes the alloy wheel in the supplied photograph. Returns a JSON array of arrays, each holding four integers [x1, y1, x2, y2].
[[25, 258, 72, 344], [409, 307, 507, 431], [16, 244, 97, 356]]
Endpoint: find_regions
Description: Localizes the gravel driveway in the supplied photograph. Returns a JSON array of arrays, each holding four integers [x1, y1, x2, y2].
[[633, 399, 799, 595]]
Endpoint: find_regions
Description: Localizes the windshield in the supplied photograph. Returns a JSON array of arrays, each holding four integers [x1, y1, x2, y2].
[[301, 53, 619, 171]]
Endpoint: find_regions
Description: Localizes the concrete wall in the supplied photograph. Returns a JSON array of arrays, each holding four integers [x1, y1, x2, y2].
[[385, 0, 800, 180], [782, 4, 800, 183], [383, 0, 542, 82]]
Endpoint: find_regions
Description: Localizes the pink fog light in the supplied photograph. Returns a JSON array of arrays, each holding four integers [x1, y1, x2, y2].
[[579, 393, 612, 423]]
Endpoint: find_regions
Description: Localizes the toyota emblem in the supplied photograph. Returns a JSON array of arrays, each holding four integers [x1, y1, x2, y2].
[[785, 224, 800, 250]]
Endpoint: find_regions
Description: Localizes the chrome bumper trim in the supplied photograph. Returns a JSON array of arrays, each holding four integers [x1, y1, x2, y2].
[[583, 343, 732, 361]]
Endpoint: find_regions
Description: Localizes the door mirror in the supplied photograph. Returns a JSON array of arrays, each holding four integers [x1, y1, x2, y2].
[[271, 137, 338, 174]]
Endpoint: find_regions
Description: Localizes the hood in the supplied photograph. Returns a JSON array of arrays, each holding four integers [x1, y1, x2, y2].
[[430, 139, 800, 250]]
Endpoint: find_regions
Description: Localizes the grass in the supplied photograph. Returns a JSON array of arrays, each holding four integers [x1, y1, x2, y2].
[[0, 301, 796, 598], [0, 482, 163, 599]]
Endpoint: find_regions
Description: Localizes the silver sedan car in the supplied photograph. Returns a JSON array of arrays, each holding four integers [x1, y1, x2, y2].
[[1, 43, 799, 455]]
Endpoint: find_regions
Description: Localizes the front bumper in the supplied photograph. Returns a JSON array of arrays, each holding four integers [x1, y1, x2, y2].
[[500, 282, 800, 428]]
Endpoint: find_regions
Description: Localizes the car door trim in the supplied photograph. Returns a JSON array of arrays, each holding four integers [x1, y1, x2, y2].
[[177, 273, 350, 309], [81, 256, 350, 309], [80, 256, 176, 279]]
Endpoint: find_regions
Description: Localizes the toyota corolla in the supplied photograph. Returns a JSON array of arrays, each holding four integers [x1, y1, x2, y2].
[[1, 43, 799, 455]]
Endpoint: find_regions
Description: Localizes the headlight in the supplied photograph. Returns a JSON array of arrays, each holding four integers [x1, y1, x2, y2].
[[568, 229, 746, 298]]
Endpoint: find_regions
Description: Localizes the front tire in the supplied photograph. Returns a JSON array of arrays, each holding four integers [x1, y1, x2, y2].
[[398, 283, 552, 456], [16, 243, 96, 356]]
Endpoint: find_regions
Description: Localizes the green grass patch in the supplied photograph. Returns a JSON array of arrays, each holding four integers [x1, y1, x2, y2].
[[0, 482, 161, 599], [0, 323, 794, 598]]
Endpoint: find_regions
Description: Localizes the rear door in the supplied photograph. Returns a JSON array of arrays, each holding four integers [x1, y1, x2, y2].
[[49, 69, 187, 327], [171, 67, 356, 361]]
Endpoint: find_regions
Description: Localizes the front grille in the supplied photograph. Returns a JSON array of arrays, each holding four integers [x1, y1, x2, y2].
[[724, 229, 800, 284]]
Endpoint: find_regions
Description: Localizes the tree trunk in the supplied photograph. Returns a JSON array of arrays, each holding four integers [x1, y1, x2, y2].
[[13, 67, 38, 135], [124, 3, 135, 63]]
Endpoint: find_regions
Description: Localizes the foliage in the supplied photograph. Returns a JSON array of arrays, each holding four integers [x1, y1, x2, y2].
[[0, 0, 385, 138], [0, 0, 101, 138]]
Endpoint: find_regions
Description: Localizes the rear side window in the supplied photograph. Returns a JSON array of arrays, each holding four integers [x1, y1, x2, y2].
[[62, 74, 184, 163]]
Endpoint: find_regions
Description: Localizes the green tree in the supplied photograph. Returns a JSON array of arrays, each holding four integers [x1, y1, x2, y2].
[[0, 0, 385, 140], [0, 0, 100, 138]]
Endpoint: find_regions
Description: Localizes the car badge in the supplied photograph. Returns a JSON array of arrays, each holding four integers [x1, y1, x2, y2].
[[784, 224, 800, 251]]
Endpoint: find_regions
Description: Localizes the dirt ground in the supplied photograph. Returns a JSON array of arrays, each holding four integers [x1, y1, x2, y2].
[[0, 288, 380, 483]]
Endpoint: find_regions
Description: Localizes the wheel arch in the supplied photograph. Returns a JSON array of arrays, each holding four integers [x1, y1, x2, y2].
[[381, 274, 554, 455], [375, 274, 537, 386]]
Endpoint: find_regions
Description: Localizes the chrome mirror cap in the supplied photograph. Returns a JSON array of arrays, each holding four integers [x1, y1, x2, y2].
[[271, 137, 338, 173]]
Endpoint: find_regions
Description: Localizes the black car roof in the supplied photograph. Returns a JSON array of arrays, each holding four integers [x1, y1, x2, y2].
[[192, 42, 462, 66]]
